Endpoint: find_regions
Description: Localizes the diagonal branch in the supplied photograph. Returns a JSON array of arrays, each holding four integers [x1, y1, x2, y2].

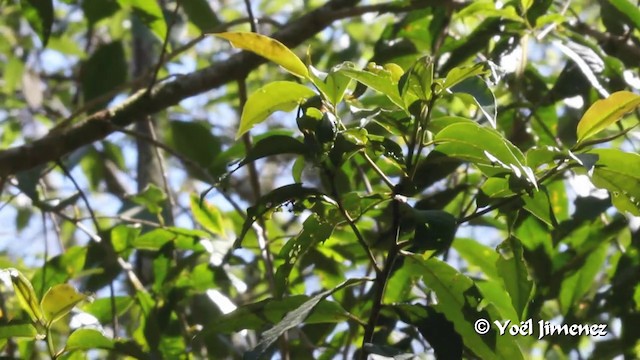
[[0, 0, 462, 177]]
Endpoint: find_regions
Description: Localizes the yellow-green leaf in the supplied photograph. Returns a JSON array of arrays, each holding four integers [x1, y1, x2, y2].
[[237, 81, 316, 139], [215, 32, 308, 78], [576, 91, 640, 143], [7, 268, 44, 326], [41, 284, 87, 326]]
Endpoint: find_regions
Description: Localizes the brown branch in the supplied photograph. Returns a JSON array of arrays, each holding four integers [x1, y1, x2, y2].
[[0, 0, 462, 177]]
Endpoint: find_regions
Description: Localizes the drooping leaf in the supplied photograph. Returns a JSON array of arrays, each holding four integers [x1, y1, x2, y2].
[[496, 236, 534, 320], [65, 329, 115, 352], [41, 284, 87, 325], [19, 0, 54, 46], [238, 135, 309, 167], [182, 0, 220, 32], [587, 148, 640, 215], [576, 91, 640, 143], [237, 81, 316, 138], [245, 278, 365, 359], [406, 256, 524, 360], [393, 304, 463, 360], [82, 0, 119, 25], [7, 268, 44, 327], [215, 32, 308, 78], [274, 214, 335, 297], [117, 0, 167, 42], [450, 77, 497, 128], [81, 41, 127, 112], [190, 194, 224, 235]]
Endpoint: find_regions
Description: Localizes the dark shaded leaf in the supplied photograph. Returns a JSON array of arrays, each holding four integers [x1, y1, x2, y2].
[[239, 135, 309, 168], [19, 0, 53, 46], [182, 0, 220, 32], [496, 236, 534, 320], [81, 41, 128, 112]]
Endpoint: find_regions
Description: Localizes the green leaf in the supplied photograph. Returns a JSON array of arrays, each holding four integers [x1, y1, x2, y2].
[[522, 187, 558, 227], [215, 32, 308, 78], [608, 0, 640, 30], [558, 244, 607, 315], [576, 91, 640, 143], [406, 256, 524, 360], [82, 0, 119, 25], [443, 63, 488, 89], [435, 122, 536, 186], [239, 135, 309, 167], [337, 63, 404, 108], [274, 214, 335, 297], [190, 193, 224, 235], [406, 207, 457, 255], [393, 304, 463, 360], [81, 41, 128, 112], [324, 66, 352, 106], [587, 148, 640, 215], [129, 184, 166, 215], [0, 323, 38, 339], [7, 268, 44, 326], [169, 120, 223, 179], [117, 0, 167, 42], [182, 0, 220, 32], [237, 81, 316, 138], [245, 278, 365, 359], [19, 0, 54, 46], [82, 297, 133, 324], [398, 56, 434, 106], [236, 184, 325, 248], [41, 284, 87, 325], [452, 238, 499, 280], [496, 236, 534, 320], [451, 77, 497, 128], [65, 329, 114, 352]]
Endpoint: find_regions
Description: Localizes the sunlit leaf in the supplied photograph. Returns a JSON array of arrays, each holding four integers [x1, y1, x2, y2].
[[337, 63, 404, 108], [496, 236, 534, 320], [117, 0, 167, 43], [41, 284, 87, 325], [0, 323, 38, 339], [558, 244, 607, 315], [452, 238, 499, 280], [576, 91, 640, 143], [237, 81, 316, 138], [190, 193, 224, 235], [7, 268, 44, 326], [65, 329, 114, 352], [587, 148, 640, 215], [450, 77, 497, 128], [608, 0, 640, 30], [215, 32, 308, 78], [129, 184, 166, 215], [443, 63, 488, 90]]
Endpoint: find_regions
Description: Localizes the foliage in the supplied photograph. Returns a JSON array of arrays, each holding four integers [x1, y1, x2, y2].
[[1, 0, 640, 359]]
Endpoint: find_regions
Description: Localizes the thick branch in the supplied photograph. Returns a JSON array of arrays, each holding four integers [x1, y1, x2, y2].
[[0, 0, 459, 177]]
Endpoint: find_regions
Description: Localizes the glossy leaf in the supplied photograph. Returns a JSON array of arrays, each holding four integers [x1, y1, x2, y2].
[[398, 56, 434, 105], [406, 256, 524, 360], [337, 63, 404, 108], [324, 67, 352, 106], [587, 148, 640, 215], [215, 32, 308, 78], [65, 329, 114, 352], [19, 0, 54, 46], [576, 91, 640, 143], [496, 236, 534, 320], [443, 63, 488, 90], [7, 268, 44, 326], [435, 122, 536, 186], [41, 284, 87, 325], [190, 194, 224, 235], [450, 77, 497, 128], [238, 135, 309, 167], [237, 81, 316, 138]]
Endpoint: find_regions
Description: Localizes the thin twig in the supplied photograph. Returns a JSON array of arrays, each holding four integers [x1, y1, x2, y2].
[[56, 160, 100, 231], [147, 0, 182, 94]]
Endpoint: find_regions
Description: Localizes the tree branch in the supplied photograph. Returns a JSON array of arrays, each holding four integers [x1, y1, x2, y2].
[[0, 0, 460, 177]]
